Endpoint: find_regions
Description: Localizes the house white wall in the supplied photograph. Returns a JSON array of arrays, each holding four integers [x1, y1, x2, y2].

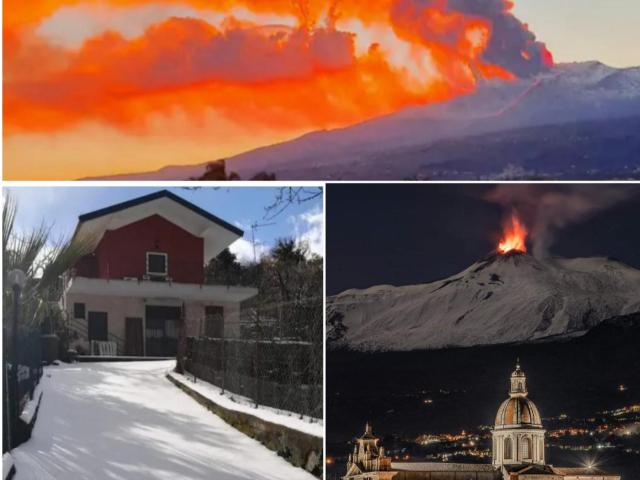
[[64, 292, 242, 355]]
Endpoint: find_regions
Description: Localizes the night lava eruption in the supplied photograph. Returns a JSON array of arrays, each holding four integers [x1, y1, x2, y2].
[[498, 212, 527, 254]]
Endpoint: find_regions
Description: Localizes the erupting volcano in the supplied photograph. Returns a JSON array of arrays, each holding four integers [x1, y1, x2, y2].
[[497, 213, 527, 254], [4, 0, 564, 180]]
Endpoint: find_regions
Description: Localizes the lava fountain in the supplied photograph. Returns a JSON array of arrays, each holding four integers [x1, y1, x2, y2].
[[498, 213, 527, 254]]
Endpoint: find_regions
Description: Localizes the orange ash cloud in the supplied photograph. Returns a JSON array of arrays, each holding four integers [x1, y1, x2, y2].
[[4, 0, 551, 135], [5, 18, 452, 133], [3, 0, 395, 29], [389, 0, 515, 82]]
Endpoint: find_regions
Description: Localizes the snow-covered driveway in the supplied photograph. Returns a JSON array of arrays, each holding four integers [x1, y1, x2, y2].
[[11, 361, 316, 480]]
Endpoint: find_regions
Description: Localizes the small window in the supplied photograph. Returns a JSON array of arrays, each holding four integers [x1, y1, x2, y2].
[[146, 252, 168, 276], [165, 320, 178, 339], [74, 302, 86, 319], [204, 306, 224, 338]]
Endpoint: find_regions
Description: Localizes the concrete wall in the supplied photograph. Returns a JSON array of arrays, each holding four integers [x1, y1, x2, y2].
[[166, 373, 323, 477]]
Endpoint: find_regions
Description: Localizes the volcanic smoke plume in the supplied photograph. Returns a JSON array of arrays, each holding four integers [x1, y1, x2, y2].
[[487, 185, 637, 259], [5, 0, 553, 134], [391, 0, 552, 79], [446, 0, 553, 76]]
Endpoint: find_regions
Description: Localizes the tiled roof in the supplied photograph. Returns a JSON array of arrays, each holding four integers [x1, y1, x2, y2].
[[551, 466, 612, 475], [504, 464, 554, 474], [392, 462, 497, 472], [78, 189, 243, 236]]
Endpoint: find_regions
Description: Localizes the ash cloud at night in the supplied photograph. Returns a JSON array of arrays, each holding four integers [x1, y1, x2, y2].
[[485, 184, 639, 259]]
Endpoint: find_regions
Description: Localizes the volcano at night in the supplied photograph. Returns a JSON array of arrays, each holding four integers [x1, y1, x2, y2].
[[328, 253, 640, 351], [326, 184, 640, 480], [326, 184, 640, 351]]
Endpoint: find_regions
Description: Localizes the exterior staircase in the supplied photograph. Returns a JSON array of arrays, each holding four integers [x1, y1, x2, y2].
[[67, 317, 125, 355]]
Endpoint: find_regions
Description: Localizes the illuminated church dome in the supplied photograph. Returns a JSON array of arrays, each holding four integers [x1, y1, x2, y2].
[[495, 362, 542, 428], [495, 397, 542, 428], [492, 360, 545, 467]]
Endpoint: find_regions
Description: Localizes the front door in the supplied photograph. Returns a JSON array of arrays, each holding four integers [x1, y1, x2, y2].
[[145, 306, 180, 356], [125, 317, 143, 356], [88, 311, 108, 342]]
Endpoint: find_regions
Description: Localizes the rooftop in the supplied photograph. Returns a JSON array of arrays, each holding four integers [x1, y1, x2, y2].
[[72, 190, 243, 262]]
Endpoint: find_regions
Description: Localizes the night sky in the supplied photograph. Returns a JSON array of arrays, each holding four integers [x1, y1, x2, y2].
[[327, 183, 640, 295]]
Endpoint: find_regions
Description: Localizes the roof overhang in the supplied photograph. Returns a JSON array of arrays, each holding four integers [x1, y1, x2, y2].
[[73, 190, 243, 262], [65, 277, 257, 303]]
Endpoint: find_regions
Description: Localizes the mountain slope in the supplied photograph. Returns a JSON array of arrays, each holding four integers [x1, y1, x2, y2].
[[327, 253, 640, 351], [91, 61, 640, 180], [223, 62, 640, 179]]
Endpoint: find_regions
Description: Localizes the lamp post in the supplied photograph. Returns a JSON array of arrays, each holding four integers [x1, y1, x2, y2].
[[7, 269, 26, 450]]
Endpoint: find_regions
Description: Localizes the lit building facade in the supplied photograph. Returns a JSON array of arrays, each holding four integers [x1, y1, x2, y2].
[[492, 361, 545, 466], [342, 362, 621, 480]]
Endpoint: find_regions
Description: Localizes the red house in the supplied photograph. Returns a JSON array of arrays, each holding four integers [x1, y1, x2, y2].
[[61, 190, 257, 357]]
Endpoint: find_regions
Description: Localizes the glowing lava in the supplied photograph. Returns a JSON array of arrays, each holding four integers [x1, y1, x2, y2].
[[498, 213, 528, 254]]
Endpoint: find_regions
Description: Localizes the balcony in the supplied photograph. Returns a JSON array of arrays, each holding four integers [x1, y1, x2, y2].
[[63, 275, 257, 303]]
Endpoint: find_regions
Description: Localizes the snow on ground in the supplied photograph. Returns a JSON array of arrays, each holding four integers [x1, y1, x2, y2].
[[168, 371, 323, 438], [329, 254, 640, 351], [19, 379, 44, 425], [3, 452, 15, 479], [11, 361, 316, 480]]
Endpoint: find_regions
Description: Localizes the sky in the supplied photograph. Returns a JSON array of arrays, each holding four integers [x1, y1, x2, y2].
[[513, 0, 640, 68], [5, 186, 324, 262], [4, 0, 639, 180], [326, 183, 640, 295]]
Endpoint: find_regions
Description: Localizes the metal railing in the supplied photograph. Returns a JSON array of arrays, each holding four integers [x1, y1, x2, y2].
[[66, 316, 125, 355], [3, 328, 43, 452], [184, 335, 322, 419]]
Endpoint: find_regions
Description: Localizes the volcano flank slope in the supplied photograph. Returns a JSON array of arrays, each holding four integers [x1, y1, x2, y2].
[[92, 61, 640, 181], [327, 253, 640, 351]]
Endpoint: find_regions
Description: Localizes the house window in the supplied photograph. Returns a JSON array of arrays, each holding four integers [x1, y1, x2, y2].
[[74, 302, 86, 319], [504, 437, 513, 460], [146, 252, 168, 276], [204, 306, 224, 338]]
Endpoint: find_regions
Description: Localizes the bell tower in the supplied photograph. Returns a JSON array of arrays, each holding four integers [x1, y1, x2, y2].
[[510, 358, 527, 397]]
